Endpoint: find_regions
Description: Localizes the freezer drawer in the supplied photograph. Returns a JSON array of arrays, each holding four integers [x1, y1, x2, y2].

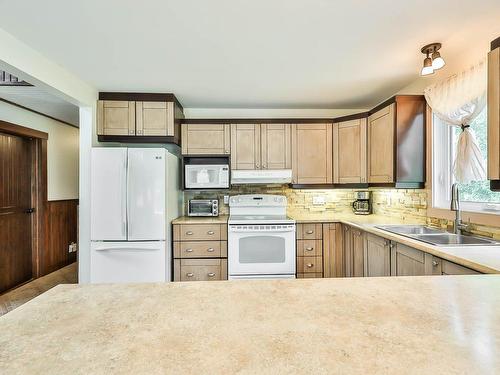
[[90, 241, 166, 283]]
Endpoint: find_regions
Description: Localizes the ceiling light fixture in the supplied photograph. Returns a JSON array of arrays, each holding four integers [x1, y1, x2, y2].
[[420, 43, 445, 76]]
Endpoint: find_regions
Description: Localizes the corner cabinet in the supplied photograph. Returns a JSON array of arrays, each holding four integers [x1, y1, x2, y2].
[[291, 123, 333, 184], [230, 123, 292, 170], [367, 96, 426, 187], [333, 118, 367, 184], [488, 41, 500, 190], [97, 93, 183, 144], [367, 105, 395, 183], [322, 223, 343, 277]]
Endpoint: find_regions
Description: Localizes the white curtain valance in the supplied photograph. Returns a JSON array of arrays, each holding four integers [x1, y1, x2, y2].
[[424, 60, 487, 183]]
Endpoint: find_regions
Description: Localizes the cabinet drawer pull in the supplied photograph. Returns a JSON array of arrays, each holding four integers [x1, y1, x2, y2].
[[306, 263, 314, 268], [207, 272, 216, 277], [186, 273, 194, 278], [185, 248, 193, 252], [306, 230, 314, 234], [305, 247, 314, 251], [207, 248, 215, 252], [186, 231, 193, 235], [207, 230, 215, 235]]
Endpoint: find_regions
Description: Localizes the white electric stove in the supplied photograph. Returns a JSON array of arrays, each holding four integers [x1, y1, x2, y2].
[[228, 195, 296, 279]]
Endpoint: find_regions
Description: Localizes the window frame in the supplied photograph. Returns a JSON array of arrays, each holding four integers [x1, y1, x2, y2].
[[431, 113, 500, 215]]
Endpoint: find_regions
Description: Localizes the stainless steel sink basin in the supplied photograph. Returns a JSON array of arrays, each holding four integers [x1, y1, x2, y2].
[[375, 225, 445, 235], [413, 234, 499, 246], [375, 225, 499, 247]]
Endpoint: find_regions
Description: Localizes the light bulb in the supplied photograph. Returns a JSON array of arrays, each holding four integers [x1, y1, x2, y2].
[[431, 54, 445, 70], [421, 57, 434, 76]]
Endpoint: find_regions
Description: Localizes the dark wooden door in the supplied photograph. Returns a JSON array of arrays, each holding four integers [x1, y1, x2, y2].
[[0, 132, 33, 293]]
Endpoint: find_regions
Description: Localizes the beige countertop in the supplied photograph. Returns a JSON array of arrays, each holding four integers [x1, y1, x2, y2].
[[1, 276, 500, 374], [172, 215, 228, 224]]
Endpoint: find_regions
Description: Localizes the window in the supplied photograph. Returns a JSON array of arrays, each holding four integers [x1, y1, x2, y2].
[[432, 108, 500, 214]]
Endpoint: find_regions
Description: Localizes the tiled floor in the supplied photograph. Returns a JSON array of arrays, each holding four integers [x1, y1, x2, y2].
[[0, 262, 77, 316]]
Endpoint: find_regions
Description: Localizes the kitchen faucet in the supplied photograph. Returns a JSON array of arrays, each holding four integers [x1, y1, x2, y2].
[[450, 183, 470, 234]]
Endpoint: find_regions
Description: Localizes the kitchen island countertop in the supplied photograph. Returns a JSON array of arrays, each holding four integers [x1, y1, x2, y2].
[[1, 276, 500, 374]]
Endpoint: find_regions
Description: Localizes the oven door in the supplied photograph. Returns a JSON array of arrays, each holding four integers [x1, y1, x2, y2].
[[228, 224, 296, 277]]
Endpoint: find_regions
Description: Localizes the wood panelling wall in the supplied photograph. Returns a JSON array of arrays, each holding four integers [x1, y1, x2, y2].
[[40, 199, 78, 276]]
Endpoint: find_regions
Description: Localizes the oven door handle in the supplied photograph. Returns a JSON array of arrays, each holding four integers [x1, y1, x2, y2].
[[229, 227, 295, 233]]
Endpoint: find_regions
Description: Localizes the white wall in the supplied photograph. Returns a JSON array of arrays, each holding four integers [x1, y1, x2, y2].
[[0, 101, 79, 200]]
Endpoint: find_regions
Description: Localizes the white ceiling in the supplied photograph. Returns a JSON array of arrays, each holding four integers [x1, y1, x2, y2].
[[0, 85, 80, 126], [1, 0, 500, 109]]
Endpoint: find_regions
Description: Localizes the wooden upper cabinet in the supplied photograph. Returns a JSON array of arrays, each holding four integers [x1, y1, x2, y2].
[[231, 124, 261, 170], [488, 47, 500, 183], [261, 124, 292, 170], [364, 233, 390, 277], [136, 101, 174, 136], [333, 118, 367, 183], [181, 124, 231, 155], [97, 94, 183, 143], [367, 104, 395, 183], [291, 123, 333, 184], [97, 100, 135, 136]]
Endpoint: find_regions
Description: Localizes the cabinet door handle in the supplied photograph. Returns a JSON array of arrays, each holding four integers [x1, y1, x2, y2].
[[255, 163, 260, 168], [306, 230, 314, 234], [129, 130, 134, 135], [306, 263, 314, 268], [185, 248, 193, 252], [137, 130, 143, 135], [305, 247, 314, 251], [207, 230, 214, 235], [432, 260, 439, 267], [186, 231, 193, 235], [207, 272, 216, 277], [186, 273, 194, 278], [207, 248, 215, 252]]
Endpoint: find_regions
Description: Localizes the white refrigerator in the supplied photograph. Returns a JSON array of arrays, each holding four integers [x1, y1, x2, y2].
[[90, 148, 181, 283]]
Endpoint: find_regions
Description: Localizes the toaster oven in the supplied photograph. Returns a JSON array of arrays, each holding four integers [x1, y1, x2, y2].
[[188, 199, 219, 217]]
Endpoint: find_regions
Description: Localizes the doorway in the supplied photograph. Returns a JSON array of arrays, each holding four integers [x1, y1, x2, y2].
[[0, 132, 33, 292], [0, 121, 47, 293]]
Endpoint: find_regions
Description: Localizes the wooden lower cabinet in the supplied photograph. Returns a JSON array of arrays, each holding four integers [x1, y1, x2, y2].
[[322, 223, 343, 277], [390, 242, 433, 276], [343, 225, 365, 277], [364, 233, 391, 277], [174, 259, 227, 281], [296, 223, 323, 277], [173, 223, 228, 281], [433, 258, 480, 275]]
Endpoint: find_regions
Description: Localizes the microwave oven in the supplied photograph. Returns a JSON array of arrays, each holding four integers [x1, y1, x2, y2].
[[188, 199, 219, 217], [185, 164, 229, 189]]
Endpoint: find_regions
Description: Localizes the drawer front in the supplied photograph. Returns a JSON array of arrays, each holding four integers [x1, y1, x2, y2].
[[179, 224, 221, 241], [177, 259, 227, 281], [174, 241, 227, 258], [296, 240, 322, 257], [297, 272, 323, 279], [297, 256, 323, 273], [297, 224, 322, 240]]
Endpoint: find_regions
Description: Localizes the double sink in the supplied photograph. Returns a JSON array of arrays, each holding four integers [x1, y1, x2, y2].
[[375, 225, 500, 247]]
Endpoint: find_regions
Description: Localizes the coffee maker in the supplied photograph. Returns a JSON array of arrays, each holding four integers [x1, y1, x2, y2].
[[352, 191, 371, 215]]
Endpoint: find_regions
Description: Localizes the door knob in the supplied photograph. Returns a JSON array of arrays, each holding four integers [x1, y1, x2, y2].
[[24, 208, 35, 214]]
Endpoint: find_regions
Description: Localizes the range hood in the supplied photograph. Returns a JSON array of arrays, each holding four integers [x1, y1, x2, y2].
[[231, 169, 292, 185]]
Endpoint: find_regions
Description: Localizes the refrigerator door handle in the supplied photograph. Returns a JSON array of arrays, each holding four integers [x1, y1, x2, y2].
[[94, 246, 160, 252], [122, 156, 127, 238]]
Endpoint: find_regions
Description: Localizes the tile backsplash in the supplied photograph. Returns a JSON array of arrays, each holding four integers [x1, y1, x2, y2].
[[183, 185, 428, 221]]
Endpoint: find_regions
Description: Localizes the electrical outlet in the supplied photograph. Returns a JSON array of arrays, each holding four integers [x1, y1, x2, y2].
[[68, 242, 77, 253], [313, 196, 326, 205]]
